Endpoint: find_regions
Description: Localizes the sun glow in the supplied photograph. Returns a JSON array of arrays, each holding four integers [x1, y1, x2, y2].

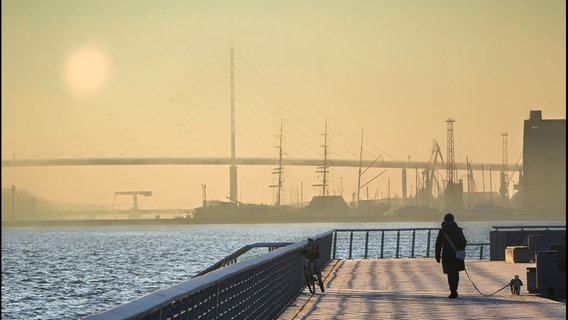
[[62, 42, 111, 100]]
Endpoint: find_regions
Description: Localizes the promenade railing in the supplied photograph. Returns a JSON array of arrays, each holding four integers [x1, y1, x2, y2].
[[332, 228, 490, 260], [82, 230, 333, 320], [83, 227, 491, 319], [192, 242, 293, 278]]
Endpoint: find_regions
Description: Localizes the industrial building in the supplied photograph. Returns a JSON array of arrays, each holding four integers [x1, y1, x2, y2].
[[521, 110, 566, 213]]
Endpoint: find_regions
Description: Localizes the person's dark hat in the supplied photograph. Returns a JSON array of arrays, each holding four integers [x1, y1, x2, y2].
[[444, 213, 455, 222]]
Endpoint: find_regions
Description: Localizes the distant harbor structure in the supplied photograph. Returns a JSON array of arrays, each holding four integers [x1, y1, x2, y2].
[[521, 110, 566, 213], [1, 46, 565, 224], [2, 110, 566, 224]]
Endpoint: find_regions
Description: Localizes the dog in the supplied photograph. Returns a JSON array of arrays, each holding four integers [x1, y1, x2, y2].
[[509, 275, 523, 295]]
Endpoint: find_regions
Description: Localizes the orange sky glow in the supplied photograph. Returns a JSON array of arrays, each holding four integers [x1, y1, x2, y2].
[[2, 0, 565, 210]]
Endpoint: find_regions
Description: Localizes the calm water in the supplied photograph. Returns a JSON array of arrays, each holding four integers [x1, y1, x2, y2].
[[1, 220, 562, 319]]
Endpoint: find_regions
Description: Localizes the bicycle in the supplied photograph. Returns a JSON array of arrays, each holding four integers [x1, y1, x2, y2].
[[301, 239, 325, 294], [303, 257, 324, 294]]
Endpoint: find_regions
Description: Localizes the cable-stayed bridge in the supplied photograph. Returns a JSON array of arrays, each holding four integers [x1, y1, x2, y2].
[[2, 157, 515, 171], [2, 49, 519, 200]]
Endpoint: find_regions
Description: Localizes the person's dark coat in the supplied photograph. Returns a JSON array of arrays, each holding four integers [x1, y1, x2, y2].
[[435, 220, 467, 274]]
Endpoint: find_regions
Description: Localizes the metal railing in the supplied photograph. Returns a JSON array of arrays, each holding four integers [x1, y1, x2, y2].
[[489, 224, 566, 261], [84, 227, 496, 319], [192, 242, 293, 278], [82, 231, 333, 320], [492, 225, 566, 231], [332, 228, 490, 260]]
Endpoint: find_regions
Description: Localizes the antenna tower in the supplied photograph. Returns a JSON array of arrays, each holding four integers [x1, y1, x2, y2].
[[446, 118, 456, 184]]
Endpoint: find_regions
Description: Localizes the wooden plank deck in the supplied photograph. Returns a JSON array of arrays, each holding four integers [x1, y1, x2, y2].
[[279, 259, 566, 320]]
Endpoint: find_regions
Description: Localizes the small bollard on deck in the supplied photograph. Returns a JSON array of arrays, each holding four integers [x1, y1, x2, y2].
[[526, 267, 538, 293]]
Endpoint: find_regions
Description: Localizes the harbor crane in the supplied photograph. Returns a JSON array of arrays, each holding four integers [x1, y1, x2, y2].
[[112, 191, 152, 210], [419, 140, 444, 208], [466, 157, 477, 207]]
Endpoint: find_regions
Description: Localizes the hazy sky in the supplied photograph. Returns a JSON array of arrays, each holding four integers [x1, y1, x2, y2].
[[2, 0, 566, 210]]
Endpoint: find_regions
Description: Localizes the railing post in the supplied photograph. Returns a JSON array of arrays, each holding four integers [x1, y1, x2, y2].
[[380, 231, 385, 259], [364, 231, 369, 259], [411, 230, 416, 258], [349, 231, 354, 259], [426, 229, 431, 258], [333, 231, 337, 260], [396, 230, 400, 258], [479, 244, 484, 260]]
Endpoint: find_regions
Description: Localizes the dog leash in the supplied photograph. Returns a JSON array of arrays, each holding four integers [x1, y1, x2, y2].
[[441, 231, 509, 296], [464, 268, 510, 296]]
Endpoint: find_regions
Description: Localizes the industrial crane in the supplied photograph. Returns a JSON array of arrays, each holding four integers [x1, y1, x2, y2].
[[466, 157, 477, 207], [419, 140, 444, 208], [112, 191, 152, 210]]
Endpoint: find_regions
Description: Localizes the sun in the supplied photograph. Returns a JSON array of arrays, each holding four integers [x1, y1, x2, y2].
[[62, 42, 111, 100]]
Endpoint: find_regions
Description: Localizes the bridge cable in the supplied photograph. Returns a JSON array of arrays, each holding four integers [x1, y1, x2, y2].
[[235, 68, 325, 138], [75, 71, 229, 158], [56, 64, 228, 158], [69, 63, 228, 158], [181, 127, 231, 157], [100, 85, 230, 158], [90, 72, 229, 157], [32, 56, 227, 159], [159, 120, 231, 158], [234, 73, 324, 154], [235, 63, 382, 161], [236, 56, 398, 161], [129, 99, 230, 157], [235, 70, 360, 160], [234, 89, 319, 158]]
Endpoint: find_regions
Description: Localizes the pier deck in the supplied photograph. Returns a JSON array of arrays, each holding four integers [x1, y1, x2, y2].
[[279, 259, 565, 320]]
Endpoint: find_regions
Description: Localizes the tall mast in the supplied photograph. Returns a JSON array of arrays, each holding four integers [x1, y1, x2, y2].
[[500, 132, 509, 205], [481, 163, 486, 201], [229, 48, 238, 203], [270, 120, 284, 206], [357, 129, 364, 206], [313, 120, 329, 196], [322, 120, 328, 196]]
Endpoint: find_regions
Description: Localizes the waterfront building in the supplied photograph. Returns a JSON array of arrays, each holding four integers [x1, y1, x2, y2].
[[521, 110, 566, 213]]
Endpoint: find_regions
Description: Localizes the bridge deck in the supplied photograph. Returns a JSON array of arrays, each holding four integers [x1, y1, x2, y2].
[[279, 259, 565, 320]]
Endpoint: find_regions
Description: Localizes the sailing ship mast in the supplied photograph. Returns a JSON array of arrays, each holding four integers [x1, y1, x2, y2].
[[313, 120, 329, 196], [357, 129, 364, 206], [270, 121, 284, 206]]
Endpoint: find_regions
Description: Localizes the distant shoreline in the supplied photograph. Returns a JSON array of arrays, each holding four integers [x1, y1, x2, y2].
[[2, 211, 565, 227]]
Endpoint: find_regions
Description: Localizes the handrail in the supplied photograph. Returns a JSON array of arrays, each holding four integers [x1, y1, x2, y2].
[[82, 230, 334, 320], [84, 227, 521, 319], [83, 242, 307, 320], [332, 228, 490, 260], [334, 227, 439, 232], [192, 242, 293, 278], [492, 225, 566, 231]]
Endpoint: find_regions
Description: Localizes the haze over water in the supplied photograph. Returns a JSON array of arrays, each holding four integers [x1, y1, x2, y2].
[[2, 1, 566, 211]]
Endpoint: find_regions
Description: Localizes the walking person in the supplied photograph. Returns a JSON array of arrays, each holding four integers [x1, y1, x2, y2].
[[435, 213, 467, 298]]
